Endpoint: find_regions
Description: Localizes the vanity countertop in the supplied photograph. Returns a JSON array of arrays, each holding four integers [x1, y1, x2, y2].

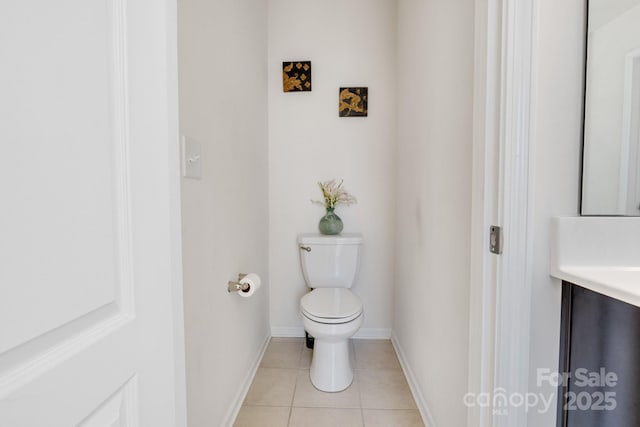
[[550, 217, 640, 308], [551, 266, 640, 307]]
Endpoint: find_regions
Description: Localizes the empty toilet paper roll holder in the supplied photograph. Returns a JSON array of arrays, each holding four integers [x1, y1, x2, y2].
[[227, 273, 250, 293]]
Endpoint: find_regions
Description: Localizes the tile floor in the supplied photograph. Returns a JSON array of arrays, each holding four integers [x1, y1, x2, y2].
[[234, 338, 425, 427]]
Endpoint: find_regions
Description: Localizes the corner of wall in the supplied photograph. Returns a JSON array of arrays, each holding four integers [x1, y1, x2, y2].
[[391, 332, 437, 427], [222, 333, 271, 426]]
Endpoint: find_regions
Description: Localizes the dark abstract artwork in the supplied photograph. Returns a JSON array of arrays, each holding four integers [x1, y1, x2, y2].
[[339, 87, 368, 117], [282, 61, 312, 92]]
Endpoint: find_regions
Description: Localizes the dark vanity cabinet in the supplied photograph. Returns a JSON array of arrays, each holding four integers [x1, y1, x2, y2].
[[558, 283, 640, 426]]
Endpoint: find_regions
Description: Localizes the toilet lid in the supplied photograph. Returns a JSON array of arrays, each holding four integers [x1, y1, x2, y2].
[[300, 288, 363, 322]]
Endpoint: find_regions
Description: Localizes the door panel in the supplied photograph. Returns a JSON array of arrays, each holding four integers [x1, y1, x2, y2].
[[0, 0, 125, 354], [0, 0, 183, 425], [79, 376, 138, 427]]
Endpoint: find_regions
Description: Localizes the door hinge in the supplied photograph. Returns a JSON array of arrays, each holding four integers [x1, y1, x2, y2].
[[490, 225, 502, 254]]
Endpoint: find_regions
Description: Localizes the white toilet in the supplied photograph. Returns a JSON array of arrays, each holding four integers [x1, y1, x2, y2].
[[298, 233, 364, 392]]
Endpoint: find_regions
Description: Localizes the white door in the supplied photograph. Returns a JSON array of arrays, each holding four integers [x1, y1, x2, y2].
[[0, 1, 186, 426]]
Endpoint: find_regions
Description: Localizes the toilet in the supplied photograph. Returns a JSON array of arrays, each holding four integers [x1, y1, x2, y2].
[[298, 233, 364, 392]]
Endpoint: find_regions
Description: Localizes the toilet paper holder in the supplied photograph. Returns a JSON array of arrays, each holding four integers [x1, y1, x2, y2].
[[227, 273, 250, 293]]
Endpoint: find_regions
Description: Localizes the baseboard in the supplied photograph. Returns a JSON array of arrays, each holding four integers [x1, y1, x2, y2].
[[270, 326, 305, 337], [221, 333, 271, 427], [391, 331, 437, 427], [353, 328, 391, 339], [270, 326, 391, 340]]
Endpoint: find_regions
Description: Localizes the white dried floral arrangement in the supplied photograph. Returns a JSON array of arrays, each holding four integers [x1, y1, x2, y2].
[[311, 179, 357, 210]]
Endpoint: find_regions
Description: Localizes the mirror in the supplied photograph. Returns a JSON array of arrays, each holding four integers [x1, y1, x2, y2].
[[582, 0, 640, 215]]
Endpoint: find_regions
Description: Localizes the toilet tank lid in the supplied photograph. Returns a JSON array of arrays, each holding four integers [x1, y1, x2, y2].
[[298, 233, 363, 245]]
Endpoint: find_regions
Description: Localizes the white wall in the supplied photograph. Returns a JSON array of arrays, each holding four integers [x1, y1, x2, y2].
[[267, 0, 397, 337], [178, 0, 270, 425], [393, 0, 475, 425], [526, 0, 585, 425]]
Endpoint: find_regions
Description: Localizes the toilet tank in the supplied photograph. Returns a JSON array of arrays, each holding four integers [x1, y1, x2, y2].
[[297, 233, 363, 288]]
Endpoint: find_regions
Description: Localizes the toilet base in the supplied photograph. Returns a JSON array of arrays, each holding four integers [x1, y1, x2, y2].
[[301, 309, 363, 393], [309, 338, 353, 392], [305, 331, 315, 349]]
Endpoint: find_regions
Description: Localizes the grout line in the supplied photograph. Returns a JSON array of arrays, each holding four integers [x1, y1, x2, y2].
[[287, 350, 301, 427], [288, 405, 364, 410], [290, 337, 308, 426], [286, 405, 293, 427], [240, 403, 292, 407]]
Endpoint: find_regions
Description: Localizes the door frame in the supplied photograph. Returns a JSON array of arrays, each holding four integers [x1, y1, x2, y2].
[[165, 0, 188, 424], [468, 0, 537, 425]]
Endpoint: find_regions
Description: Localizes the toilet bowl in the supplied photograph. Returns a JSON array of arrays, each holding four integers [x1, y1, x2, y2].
[[301, 288, 363, 392], [297, 233, 364, 392]]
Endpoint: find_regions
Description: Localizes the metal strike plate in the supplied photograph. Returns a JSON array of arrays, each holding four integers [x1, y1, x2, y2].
[[490, 225, 502, 254]]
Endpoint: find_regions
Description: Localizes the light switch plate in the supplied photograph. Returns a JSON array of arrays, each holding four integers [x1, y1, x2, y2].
[[182, 136, 202, 180]]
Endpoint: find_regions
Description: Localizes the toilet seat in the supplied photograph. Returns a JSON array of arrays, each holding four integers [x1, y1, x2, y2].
[[300, 288, 363, 324]]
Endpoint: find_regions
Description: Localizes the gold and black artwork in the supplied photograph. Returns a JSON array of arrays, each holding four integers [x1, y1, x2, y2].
[[339, 87, 368, 117], [282, 61, 312, 92]]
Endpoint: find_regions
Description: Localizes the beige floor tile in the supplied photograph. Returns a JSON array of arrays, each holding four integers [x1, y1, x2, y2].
[[241, 336, 423, 426], [362, 409, 425, 427], [354, 340, 401, 371], [261, 338, 305, 369], [243, 368, 298, 406], [299, 346, 312, 369], [289, 407, 363, 427], [233, 406, 291, 427], [358, 369, 417, 410], [292, 370, 361, 408]]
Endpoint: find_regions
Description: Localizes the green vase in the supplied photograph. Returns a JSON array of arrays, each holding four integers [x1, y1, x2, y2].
[[319, 208, 343, 235]]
